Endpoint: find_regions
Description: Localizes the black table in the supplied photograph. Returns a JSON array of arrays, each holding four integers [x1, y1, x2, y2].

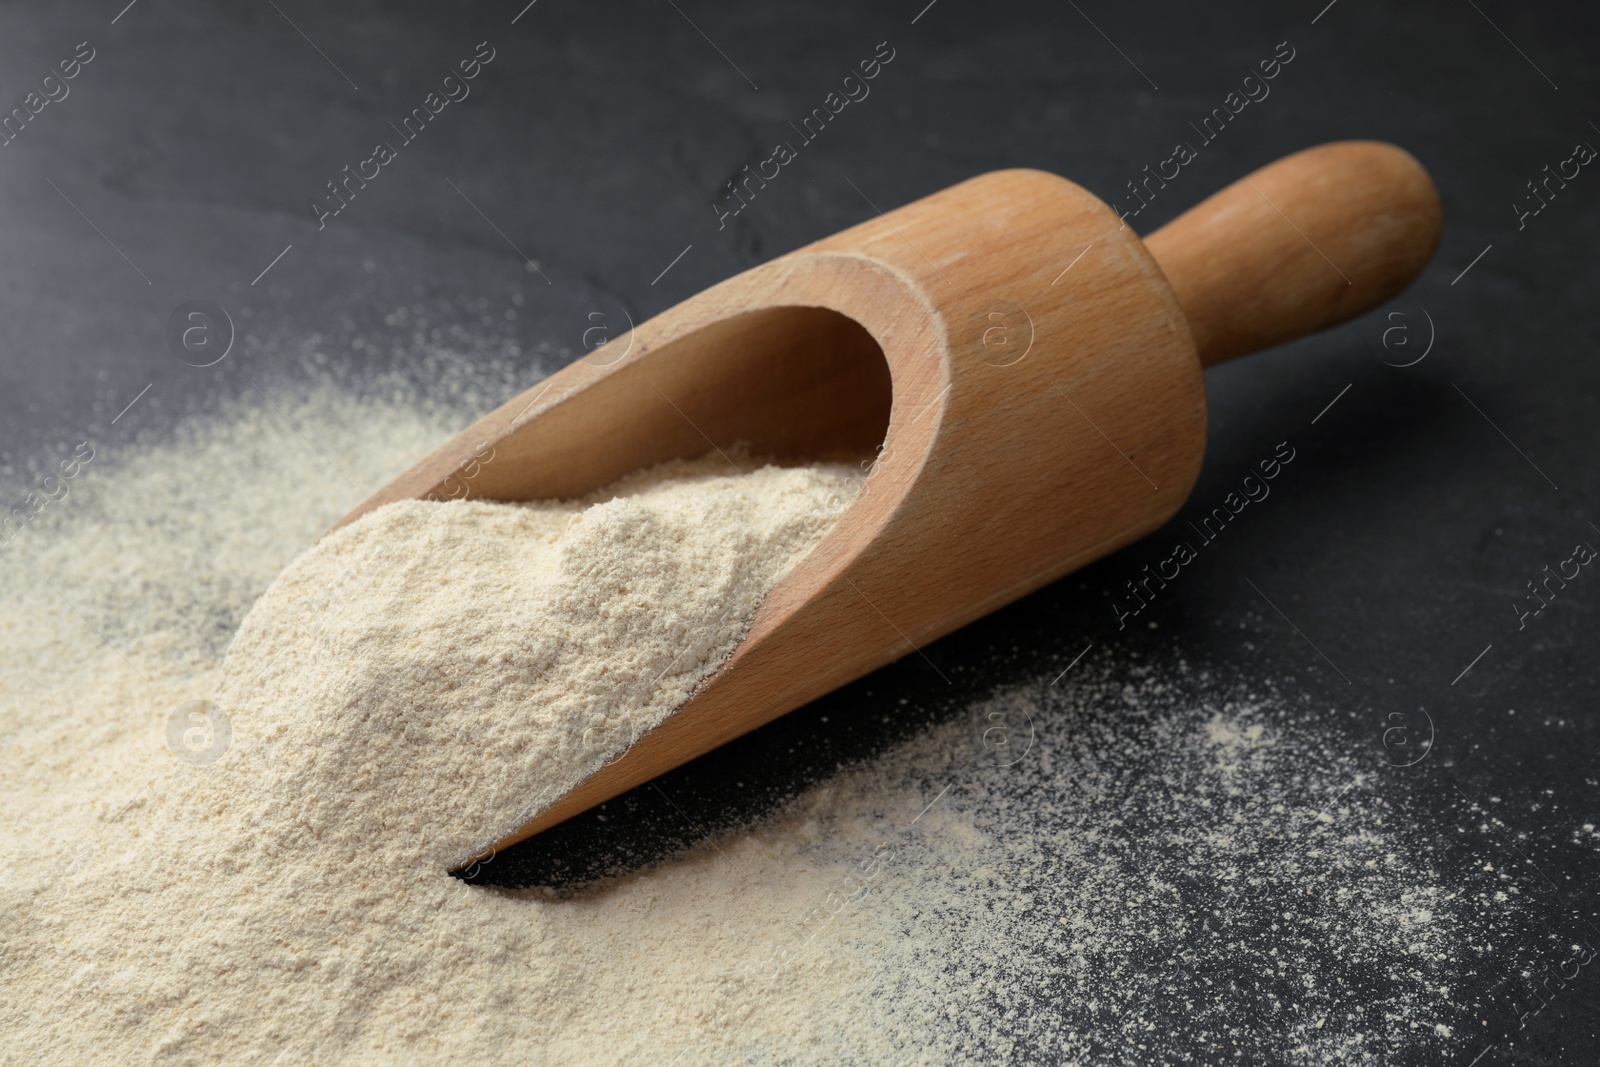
[[4, 2, 1595, 1063]]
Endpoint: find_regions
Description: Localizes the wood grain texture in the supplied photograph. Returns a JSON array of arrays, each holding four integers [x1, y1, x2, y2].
[[330, 143, 1440, 856], [1145, 141, 1443, 367]]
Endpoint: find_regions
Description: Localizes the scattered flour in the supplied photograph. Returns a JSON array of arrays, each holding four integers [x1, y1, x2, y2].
[[0, 373, 1531, 1065]]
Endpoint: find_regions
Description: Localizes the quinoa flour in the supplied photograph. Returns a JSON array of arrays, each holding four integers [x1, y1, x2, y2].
[[0, 374, 1529, 1065]]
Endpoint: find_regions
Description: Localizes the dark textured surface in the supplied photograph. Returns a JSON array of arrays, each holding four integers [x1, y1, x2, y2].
[[4, 1, 1597, 1062]]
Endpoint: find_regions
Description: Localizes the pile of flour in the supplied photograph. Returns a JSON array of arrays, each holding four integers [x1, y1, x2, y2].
[[0, 371, 1529, 1065], [218, 452, 858, 869], [1, 421, 865, 1062]]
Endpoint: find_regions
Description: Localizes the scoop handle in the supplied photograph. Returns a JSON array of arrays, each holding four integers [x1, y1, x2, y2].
[[1143, 141, 1443, 367]]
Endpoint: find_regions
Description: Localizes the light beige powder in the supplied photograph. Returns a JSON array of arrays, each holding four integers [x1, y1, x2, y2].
[[218, 452, 859, 870], [0, 428, 898, 1064], [0, 373, 1528, 1066]]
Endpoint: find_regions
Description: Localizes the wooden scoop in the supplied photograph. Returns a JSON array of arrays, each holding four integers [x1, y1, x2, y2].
[[337, 140, 1441, 853]]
